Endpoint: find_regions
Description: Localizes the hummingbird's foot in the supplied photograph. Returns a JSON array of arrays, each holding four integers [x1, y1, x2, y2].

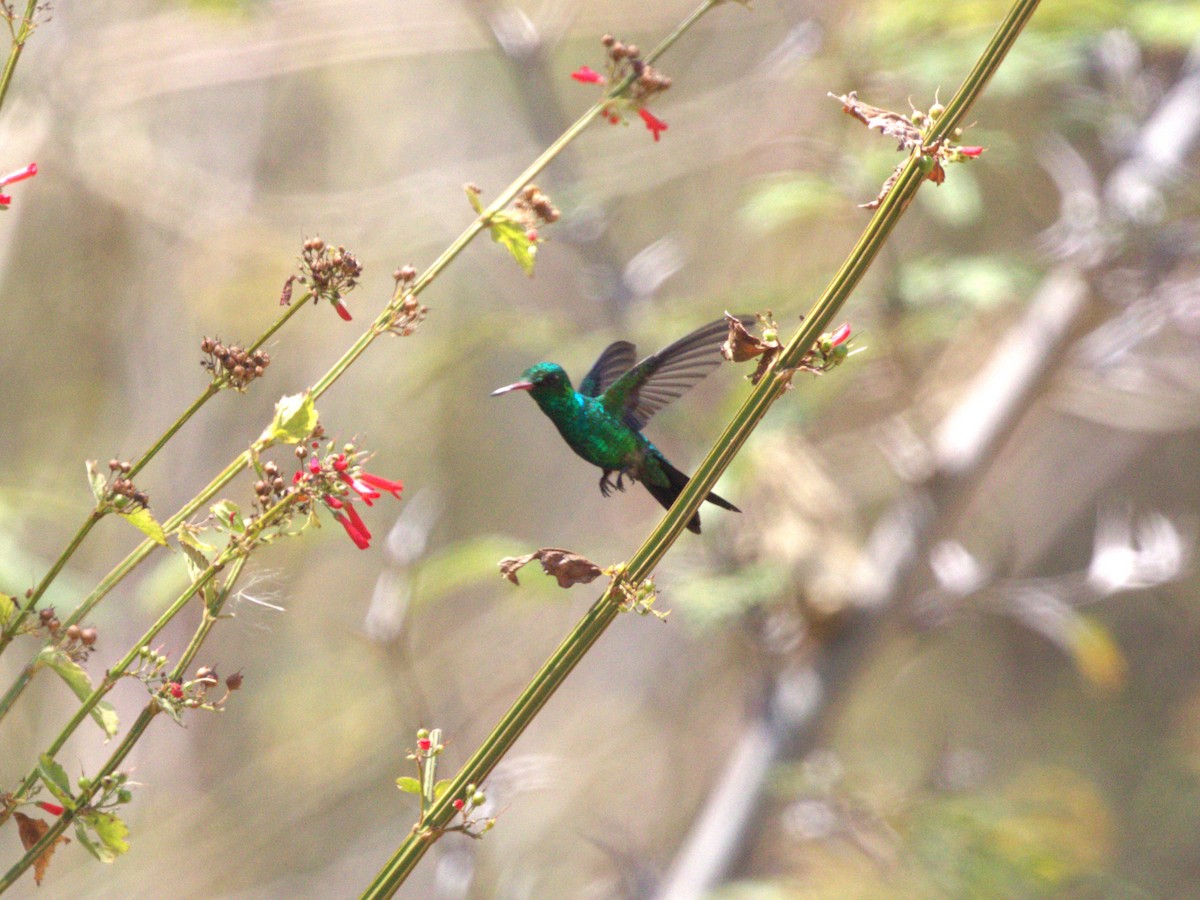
[[614, 469, 630, 492], [599, 470, 616, 498]]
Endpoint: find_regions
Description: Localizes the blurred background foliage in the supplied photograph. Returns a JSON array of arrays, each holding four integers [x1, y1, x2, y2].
[[1, 0, 1199, 897]]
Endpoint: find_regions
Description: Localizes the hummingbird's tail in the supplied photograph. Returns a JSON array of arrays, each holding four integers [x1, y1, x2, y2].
[[644, 455, 740, 534]]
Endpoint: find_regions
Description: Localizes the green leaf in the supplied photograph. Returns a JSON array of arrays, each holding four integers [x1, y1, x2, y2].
[[40, 649, 120, 737], [119, 506, 168, 546], [395, 776, 421, 794], [433, 779, 452, 800], [85, 460, 107, 504], [0, 591, 14, 627], [177, 528, 214, 582], [211, 500, 244, 534], [262, 392, 318, 445], [488, 214, 536, 276], [37, 756, 75, 810], [75, 820, 105, 862], [155, 694, 185, 725], [465, 184, 484, 214], [75, 811, 129, 863], [90, 811, 130, 859]]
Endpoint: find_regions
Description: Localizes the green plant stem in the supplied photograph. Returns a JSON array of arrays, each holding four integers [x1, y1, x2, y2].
[[360, 0, 1041, 894], [0, 295, 311, 662], [0, 0, 37, 116], [0, 557, 249, 894]]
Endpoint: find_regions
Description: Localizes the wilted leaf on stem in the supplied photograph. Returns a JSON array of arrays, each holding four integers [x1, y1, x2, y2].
[[829, 91, 921, 150], [499, 548, 603, 588], [14, 812, 69, 885]]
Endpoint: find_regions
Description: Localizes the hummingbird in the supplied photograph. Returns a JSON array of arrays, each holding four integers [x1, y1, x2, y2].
[[491, 317, 748, 533]]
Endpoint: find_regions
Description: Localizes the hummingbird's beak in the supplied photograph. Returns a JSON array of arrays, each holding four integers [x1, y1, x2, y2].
[[490, 381, 534, 397]]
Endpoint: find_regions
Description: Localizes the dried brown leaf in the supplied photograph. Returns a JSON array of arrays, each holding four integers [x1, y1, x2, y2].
[[858, 162, 905, 210], [499, 548, 603, 588], [14, 812, 69, 885], [721, 311, 773, 362], [829, 91, 921, 150]]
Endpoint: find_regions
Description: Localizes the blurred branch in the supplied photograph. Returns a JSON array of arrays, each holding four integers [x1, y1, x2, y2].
[[361, 1, 1042, 895], [655, 28, 1200, 900], [0, 0, 38, 115]]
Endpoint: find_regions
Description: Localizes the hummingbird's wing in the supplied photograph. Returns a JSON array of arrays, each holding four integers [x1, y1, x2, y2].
[[600, 318, 740, 430], [579, 341, 638, 398]]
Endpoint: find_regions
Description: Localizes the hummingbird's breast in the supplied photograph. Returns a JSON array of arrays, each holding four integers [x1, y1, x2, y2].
[[557, 395, 647, 472]]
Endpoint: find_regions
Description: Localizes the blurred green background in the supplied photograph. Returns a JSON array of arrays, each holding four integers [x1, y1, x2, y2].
[[2, 0, 1200, 897]]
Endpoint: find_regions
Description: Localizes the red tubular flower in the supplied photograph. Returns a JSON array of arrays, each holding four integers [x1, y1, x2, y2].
[[638, 108, 668, 142], [0, 162, 37, 187], [340, 472, 380, 506], [359, 472, 404, 499], [958, 145, 984, 158], [166, 682, 184, 699], [571, 66, 606, 85], [35, 801, 64, 816], [0, 162, 36, 208], [334, 512, 371, 549], [332, 299, 353, 321], [453, 798, 465, 811], [829, 323, 852, 347], [417, 738, 432, 751]]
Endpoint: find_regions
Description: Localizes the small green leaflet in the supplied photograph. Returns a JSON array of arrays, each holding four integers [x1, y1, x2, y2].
[[85, 460, 108, 504], [490, 216, 536, 275], [433, 779, 452, 800], [177, 528, 216, 582], [0, 591, 14, 628], [38, 648, 120, 737], [262, 392, 318, 445], [211, 499, 245, 535], [120, 506, 168, 546], [465, 184, 537, 276], [75, 811, 130, 863], [37, 755, 75, 811], [396, 776, 421, 794]]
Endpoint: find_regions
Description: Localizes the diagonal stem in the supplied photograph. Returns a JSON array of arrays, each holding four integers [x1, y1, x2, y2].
[[359, 0, 1043, 894]]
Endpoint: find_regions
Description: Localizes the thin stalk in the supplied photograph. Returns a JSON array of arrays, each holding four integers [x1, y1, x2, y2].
[[0, 0, 37, 115], [0, 557, 248, 894], [360, 0, 1042, 894], [0, 295, 311, 661]]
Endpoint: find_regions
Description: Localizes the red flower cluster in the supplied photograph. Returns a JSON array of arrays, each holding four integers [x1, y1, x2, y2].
[[570, 66, 669, 142], [0, 162, 36, 207], [294, 448, 404, 549]]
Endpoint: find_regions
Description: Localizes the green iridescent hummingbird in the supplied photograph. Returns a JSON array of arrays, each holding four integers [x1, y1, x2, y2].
[[491, 317, 749, 533]]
